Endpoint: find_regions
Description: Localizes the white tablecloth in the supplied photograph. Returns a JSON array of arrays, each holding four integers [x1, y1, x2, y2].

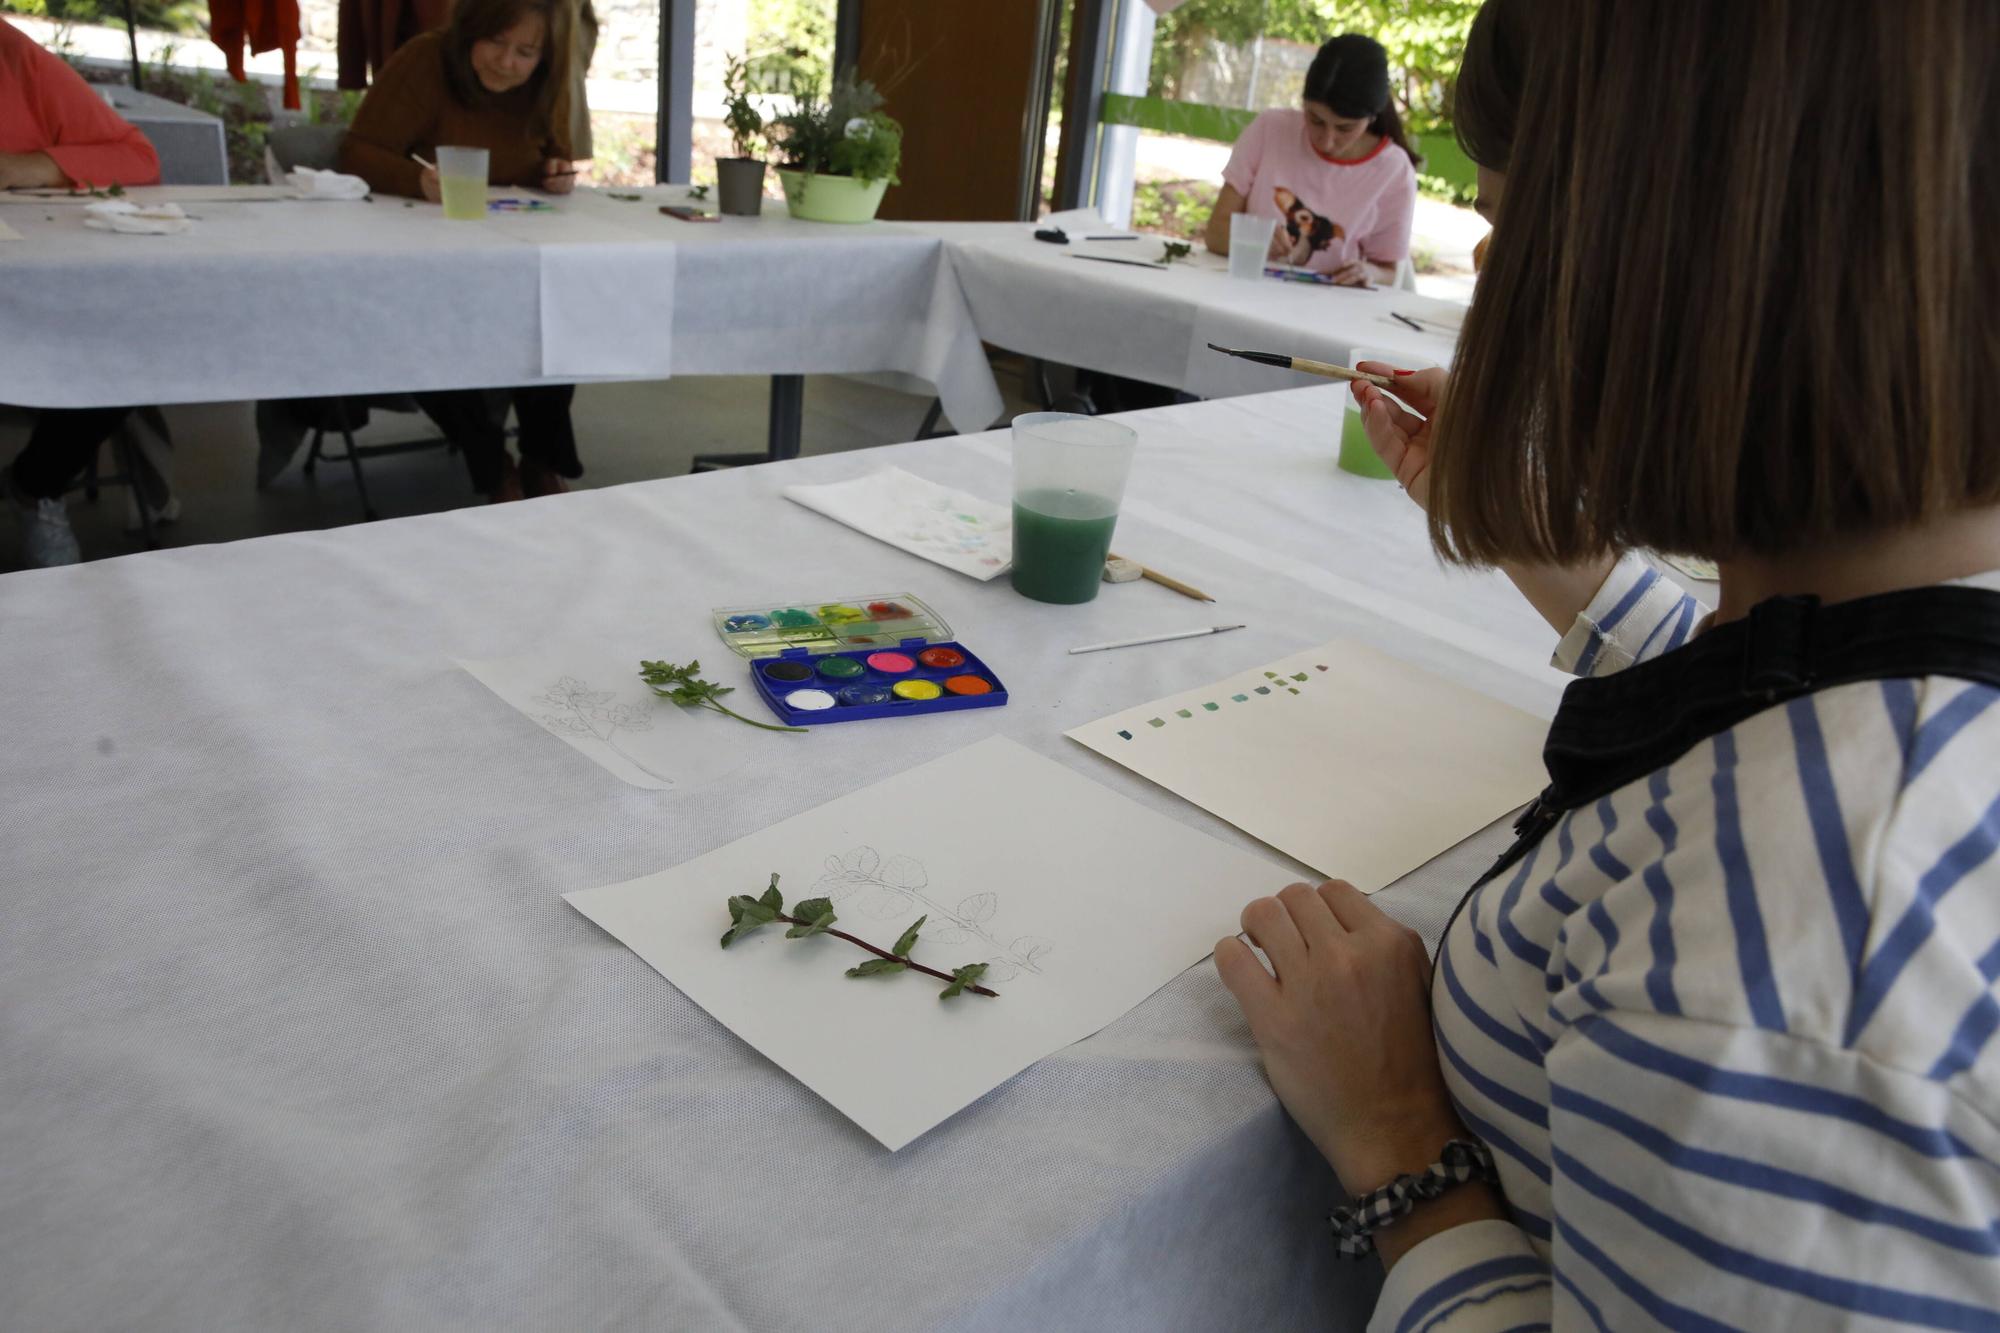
[[921, 222, 1465, 395], [0, 386, 1578, 1331], [0, 186, 1007, 433]]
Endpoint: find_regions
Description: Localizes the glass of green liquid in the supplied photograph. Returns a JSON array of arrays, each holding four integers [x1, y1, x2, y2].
[[1338, 344, 1433, 479], [436, 145, 489, 221], [1009, 412, 1138, 605]]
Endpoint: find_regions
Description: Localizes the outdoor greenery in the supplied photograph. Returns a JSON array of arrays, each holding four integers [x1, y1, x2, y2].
[[744, 0, 833, 96], [1131, 177, 1218, 241], [1149, 0, 1480, 126], [2, 0, 204, 34]]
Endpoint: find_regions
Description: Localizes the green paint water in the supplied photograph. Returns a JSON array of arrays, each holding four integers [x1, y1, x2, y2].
[[1011, 489, 1120, 604], [1339, 409, 1396, 480], [440, 174, 486, 221]]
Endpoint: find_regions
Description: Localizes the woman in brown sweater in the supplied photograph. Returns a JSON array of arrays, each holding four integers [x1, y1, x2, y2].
[[339, 0, 586, 500]]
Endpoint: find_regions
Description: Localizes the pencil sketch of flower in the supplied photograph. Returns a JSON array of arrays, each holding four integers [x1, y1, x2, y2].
[[811, 846, 1051, 980], [534, 676, 673, 785]]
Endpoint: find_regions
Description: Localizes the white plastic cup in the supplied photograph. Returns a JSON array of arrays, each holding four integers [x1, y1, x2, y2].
[[435, 145, 489, 220], [1010, 412, 1139, 604], [1229, 212, 1276, 280]]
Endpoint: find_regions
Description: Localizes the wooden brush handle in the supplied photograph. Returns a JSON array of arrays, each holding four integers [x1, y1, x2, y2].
[[1290, 357, 1396, 388]]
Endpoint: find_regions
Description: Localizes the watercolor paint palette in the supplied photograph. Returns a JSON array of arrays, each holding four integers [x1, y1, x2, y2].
[[711, 593, 1009, 727]]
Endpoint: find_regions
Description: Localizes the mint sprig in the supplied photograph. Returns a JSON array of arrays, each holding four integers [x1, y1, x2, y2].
[[718, 875, 999, 1000], [640, 659, 806, 733]]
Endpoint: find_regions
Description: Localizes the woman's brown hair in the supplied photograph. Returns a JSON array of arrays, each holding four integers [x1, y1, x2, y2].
[[1429, 0, 2000, 566], [442, 0, 578, 157]]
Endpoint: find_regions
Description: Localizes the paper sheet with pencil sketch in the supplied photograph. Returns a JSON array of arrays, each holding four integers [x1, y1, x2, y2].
[[1066, 640, 1550, 893], [563, 736, 1288, 1151], [784, 467, 1013, 580], [456, 642, 786, 791]]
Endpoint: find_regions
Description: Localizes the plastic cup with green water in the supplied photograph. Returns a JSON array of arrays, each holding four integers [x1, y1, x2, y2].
[[436, 145, 489, 221], [1009, 412, 1138, 605], [1339, 343, 1435, 480]]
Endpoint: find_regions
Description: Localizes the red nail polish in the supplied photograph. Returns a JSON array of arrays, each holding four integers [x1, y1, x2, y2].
[[1393, 369, 1415, 376]]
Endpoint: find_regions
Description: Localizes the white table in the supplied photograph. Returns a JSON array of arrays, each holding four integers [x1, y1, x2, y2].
[[0, 385, 1583, 1331], [0, 186, 1007, 443], [920, 222, 1465, 397]]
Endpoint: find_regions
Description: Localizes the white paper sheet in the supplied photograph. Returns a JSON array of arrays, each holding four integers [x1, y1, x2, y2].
[[783, 466, 1013, 580], [563, 735, 1288, 1150], [1066, 640, 1550, 892], [538, 240, 676, 377], [0, 219, 21, 241], [457, 643, 790, 790]]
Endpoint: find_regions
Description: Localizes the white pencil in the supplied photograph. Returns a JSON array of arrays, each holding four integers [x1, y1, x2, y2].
[[1069, 624, 1246, 655]]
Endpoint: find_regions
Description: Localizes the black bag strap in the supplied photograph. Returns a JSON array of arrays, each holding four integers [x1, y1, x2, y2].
[[1439, 584, 2000, 949]]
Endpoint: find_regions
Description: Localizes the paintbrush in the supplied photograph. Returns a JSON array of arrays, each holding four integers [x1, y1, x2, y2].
[[1205, 343, 1396, 388], [1107, 552, 1214, 602]]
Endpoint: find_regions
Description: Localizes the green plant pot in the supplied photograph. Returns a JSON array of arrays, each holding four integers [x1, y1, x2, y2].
[[778, 169, 890, 224]]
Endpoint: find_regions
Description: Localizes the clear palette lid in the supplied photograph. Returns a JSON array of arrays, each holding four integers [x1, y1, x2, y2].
[[710, 593, 953, 659]]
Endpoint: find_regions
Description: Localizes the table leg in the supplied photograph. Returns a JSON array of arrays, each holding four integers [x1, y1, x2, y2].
[[690, 374, 807, 472], [767, 374, 804, 462]]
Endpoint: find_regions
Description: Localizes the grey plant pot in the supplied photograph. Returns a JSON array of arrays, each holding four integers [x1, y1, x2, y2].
[[716, 157, 766, 216]]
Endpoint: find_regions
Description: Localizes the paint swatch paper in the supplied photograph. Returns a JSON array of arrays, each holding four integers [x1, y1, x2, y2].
[[1067, 640, 1549, 893], [457, 643, 785, 790], [784, 467, 1012, 580], [564, 735, 1288, 1150]]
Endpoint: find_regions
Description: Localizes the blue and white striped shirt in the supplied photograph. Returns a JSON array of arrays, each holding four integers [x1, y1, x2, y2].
[[1372, 557, 2000, 1332]]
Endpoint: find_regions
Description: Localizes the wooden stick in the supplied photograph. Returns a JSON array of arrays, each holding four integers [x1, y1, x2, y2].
[[1204, 343, 1396, 388], [1108, 552, 1214, 602], [1282, 356, 1397, 389]]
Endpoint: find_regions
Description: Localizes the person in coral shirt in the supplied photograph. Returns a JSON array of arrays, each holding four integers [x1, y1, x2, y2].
[[0, 18, 161, 190], [1, 18, 163, 567]]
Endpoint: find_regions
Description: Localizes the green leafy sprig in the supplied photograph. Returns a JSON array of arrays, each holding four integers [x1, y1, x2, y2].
[[721, 874, 999, 1000], [639, 660, 806, 733], [1161, 239, 1192, 263]]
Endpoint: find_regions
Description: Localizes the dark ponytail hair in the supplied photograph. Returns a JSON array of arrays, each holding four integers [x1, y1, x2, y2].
[[1303, 33, 1421, 168]]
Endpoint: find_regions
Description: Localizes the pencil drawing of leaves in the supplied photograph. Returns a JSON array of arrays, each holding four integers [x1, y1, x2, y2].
[[1011, 936, 1054, 972], [843, 847, 881, 878], [859, 887, 914, 920], [980, 958, 1021, 983], [538, 677, 613, 710], [929, 925, 970, 945], [538, 712, 592, 736], [593, 701, 654, 730], [957, 892, 998, 925], [879, 855, 927, 892]]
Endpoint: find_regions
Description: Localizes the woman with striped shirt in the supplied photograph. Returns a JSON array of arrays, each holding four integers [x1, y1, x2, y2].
[[1216, 1, 2000, 1327]]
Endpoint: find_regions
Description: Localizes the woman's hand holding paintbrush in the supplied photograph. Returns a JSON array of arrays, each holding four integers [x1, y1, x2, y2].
[[1349, 361, 1440, 505]]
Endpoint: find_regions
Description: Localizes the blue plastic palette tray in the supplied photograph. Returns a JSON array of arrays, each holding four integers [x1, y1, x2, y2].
[[712, 593, 1009, 727], [746, 641, 1009, 726]]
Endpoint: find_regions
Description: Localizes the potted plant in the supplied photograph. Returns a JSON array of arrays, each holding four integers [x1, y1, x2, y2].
[[716, 55, 767, 217], [768, 69, 903, 224]]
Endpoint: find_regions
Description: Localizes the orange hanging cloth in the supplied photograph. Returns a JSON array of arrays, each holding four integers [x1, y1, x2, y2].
[[210, 0, 301, 111]]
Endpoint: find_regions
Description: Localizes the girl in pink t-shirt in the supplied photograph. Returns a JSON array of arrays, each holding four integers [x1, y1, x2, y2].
[[1205, 33, 1418, 286]]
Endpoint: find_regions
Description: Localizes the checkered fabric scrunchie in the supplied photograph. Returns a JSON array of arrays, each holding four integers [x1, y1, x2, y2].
[[1328, 1139, 1499, 1258]]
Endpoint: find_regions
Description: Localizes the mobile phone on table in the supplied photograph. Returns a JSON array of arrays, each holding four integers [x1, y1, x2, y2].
[[660, 206, 717, 222]]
